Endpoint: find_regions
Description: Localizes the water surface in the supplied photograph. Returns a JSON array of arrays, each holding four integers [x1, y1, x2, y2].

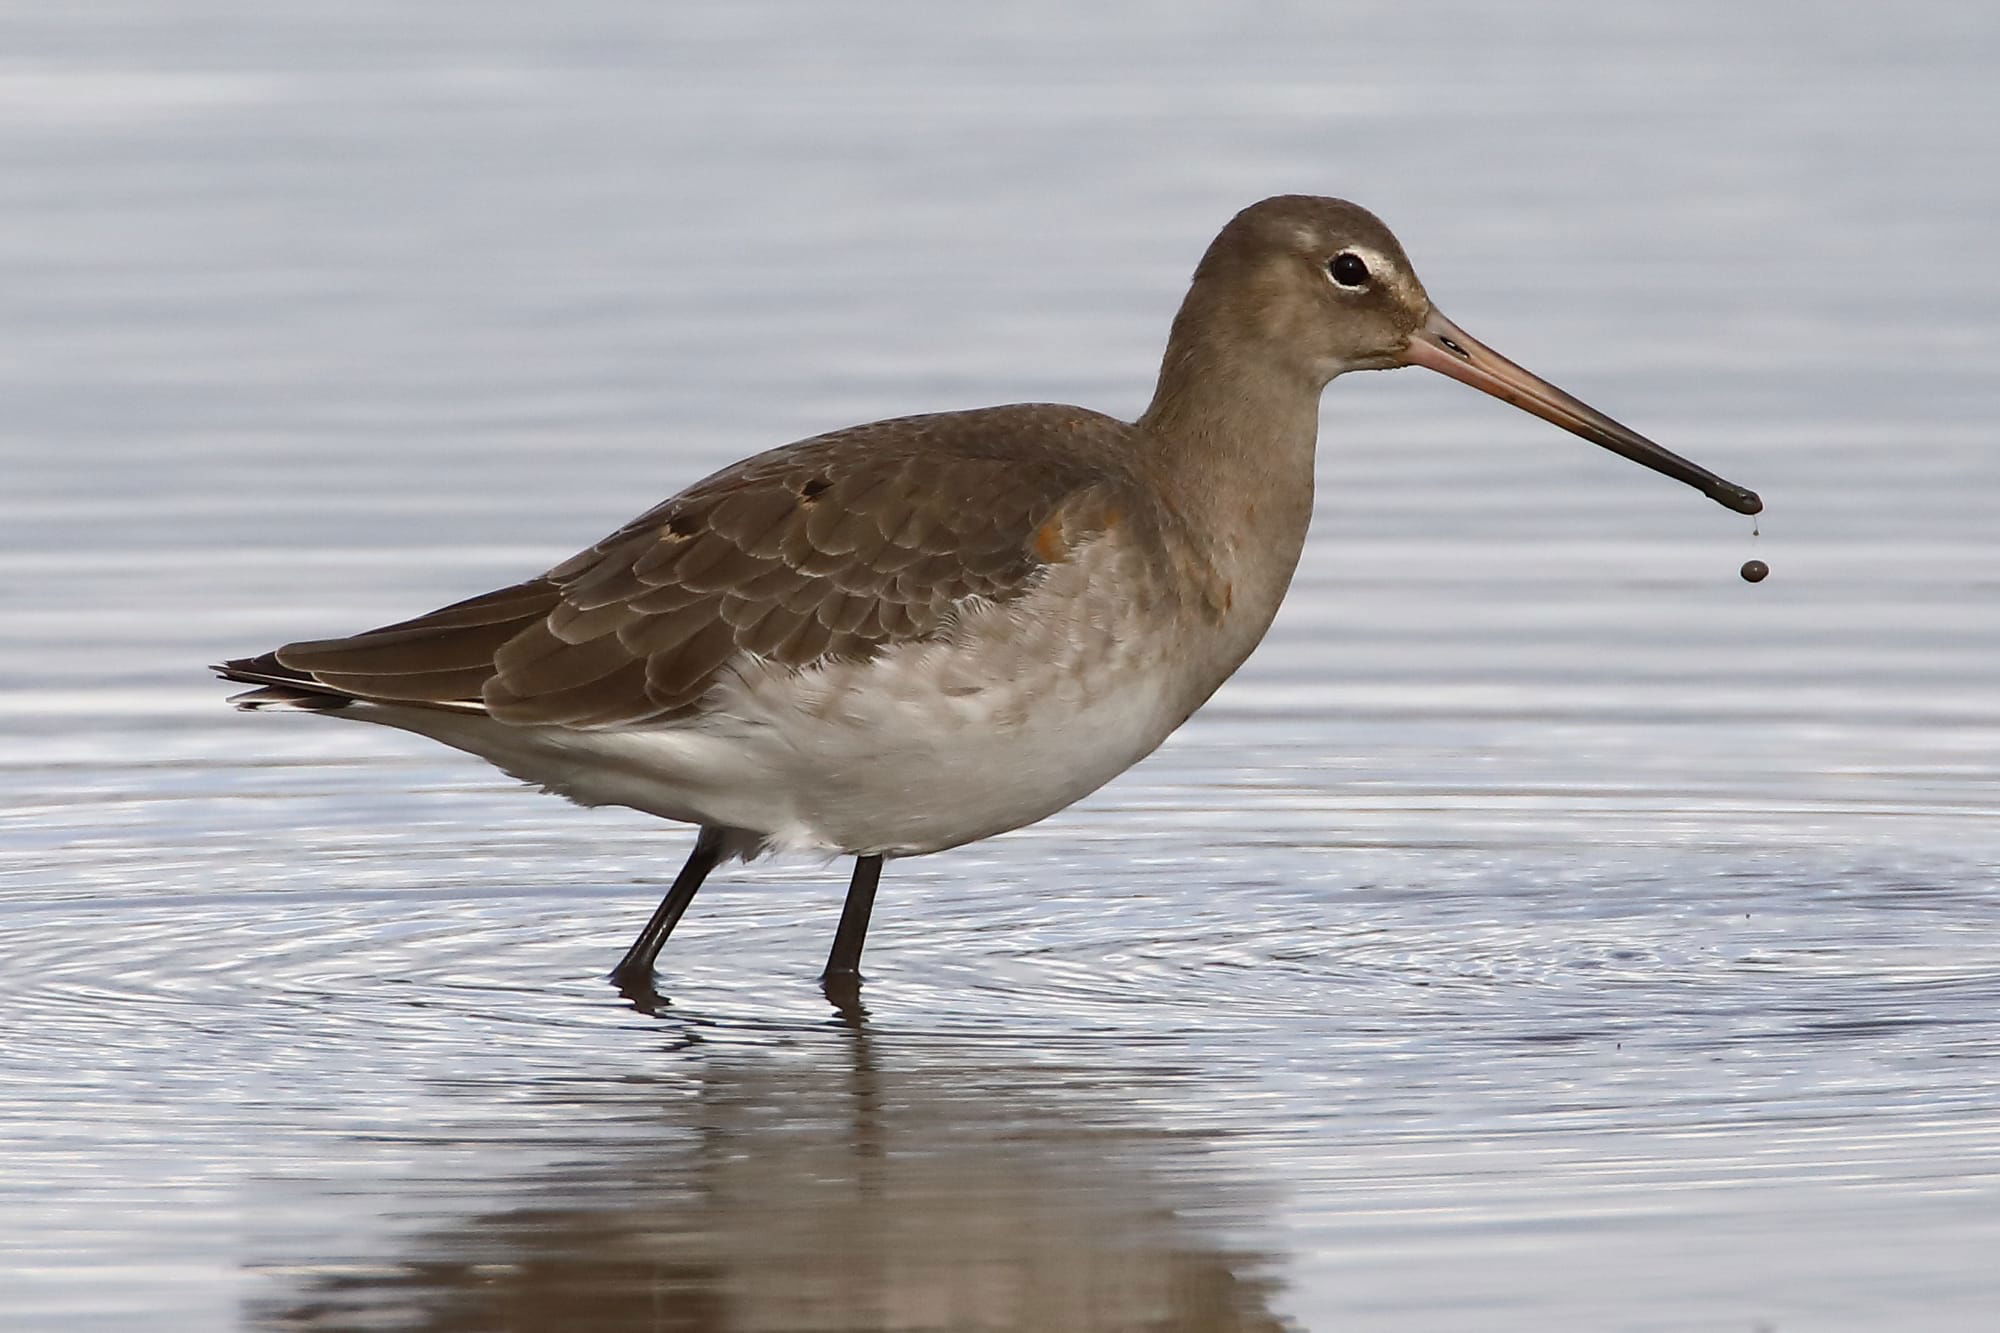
[[4, 3, 1998, 1329]]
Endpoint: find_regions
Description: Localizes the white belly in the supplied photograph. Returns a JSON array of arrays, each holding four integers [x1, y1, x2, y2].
[[362, 559, 1208, 860]]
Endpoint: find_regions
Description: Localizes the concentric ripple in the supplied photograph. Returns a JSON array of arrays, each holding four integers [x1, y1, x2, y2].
[[10, 754, 2000, 1330]]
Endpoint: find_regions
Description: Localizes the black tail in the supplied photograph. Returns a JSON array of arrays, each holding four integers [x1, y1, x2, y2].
[[211, 654, 357, 711]]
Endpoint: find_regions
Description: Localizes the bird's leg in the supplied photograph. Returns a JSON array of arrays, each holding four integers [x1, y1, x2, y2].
[[820, 855, 884, 999], [611, 827, 724, 997]]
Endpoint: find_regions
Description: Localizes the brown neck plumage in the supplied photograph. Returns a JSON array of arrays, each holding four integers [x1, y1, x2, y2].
[[1136, 270, 1325, 522]]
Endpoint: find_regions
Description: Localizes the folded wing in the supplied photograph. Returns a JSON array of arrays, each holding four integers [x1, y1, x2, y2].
[[235, 408, 1134, 727]]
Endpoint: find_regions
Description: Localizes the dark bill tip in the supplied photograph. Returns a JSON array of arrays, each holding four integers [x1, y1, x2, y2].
[[1406, 308, 1762, 518]]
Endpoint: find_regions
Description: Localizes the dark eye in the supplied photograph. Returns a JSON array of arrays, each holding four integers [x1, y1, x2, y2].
[[1328, 252, 1369, 288]]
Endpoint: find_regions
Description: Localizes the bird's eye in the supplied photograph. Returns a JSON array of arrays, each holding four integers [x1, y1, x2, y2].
[[1328, 252, 1370, 288]]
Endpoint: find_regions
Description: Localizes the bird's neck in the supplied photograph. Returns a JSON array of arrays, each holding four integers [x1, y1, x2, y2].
[[1133, 317, 1330, 677], [1136, 322, 1325, 546]]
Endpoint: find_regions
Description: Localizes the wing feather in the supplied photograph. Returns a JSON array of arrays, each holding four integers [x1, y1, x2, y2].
[[235, 406, 1154, 725]]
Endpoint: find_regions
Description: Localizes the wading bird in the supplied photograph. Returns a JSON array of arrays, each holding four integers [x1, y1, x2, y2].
[[218, 195, 1760, 1004]]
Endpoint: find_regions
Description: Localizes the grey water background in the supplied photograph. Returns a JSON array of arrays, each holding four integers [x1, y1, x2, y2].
[[4, 2, 1997, 1329]]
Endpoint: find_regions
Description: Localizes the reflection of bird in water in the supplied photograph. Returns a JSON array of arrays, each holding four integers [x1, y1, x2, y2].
[[216, 195, 1759, 1002], [242, 1036, 1295, 1332]]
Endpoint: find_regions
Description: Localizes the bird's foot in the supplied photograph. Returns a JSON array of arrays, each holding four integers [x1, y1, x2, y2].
[[610, 965, 669, 1016], [819, 968, 867, 1022]]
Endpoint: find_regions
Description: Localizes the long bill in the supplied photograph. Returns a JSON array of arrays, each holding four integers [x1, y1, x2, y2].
[[1403, 307, 1762, 516]]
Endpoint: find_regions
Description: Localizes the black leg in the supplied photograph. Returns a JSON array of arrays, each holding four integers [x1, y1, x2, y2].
[[611, 827, 723, 993], [821, 855, 883, 994]]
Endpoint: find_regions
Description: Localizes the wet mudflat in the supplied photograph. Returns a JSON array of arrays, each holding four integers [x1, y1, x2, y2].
[[4, 3, 1999, 1329]]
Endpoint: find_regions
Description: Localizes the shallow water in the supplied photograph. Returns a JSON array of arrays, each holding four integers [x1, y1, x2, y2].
[[5, 3, 1999, 1329]]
